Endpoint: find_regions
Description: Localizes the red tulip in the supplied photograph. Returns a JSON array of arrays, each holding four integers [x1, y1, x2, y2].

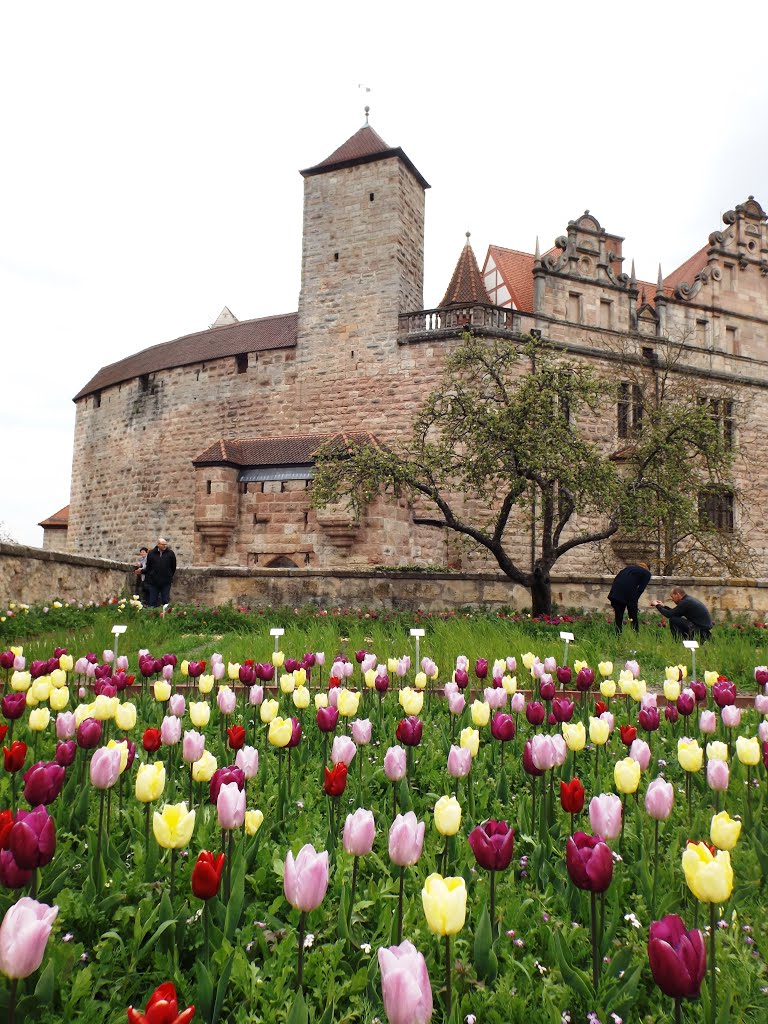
[[648, 914, 706, 999], [565, 831, 613, 893], [0, 810, 13, 848], [594, 699, 608, 716], [324, 762, 348, 796], [0, 726, 7, 744], [227, 726, 246, 750], [3, 742, 27, 774], [620, 725, 637, 747], [191, 850, 225, 900], [560, 777, 585, 814], [126, 982, 195, 1024], [467, 820, 514, 871], [142, 728, 162, 753]]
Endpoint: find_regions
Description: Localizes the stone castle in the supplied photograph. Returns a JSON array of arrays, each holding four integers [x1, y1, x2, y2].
[[41, 119, 768, 580]]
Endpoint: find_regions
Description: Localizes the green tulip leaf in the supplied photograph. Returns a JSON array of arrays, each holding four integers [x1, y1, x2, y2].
[[286, 989, 309, 1024], [474, 903, 498, 983], [210, 950, 235, 1024], [33, 959, 55, 1004], [550, 930, 593, 1004]]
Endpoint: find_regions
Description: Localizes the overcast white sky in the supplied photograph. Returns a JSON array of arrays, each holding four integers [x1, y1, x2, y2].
[[2, 1, 767, 547]]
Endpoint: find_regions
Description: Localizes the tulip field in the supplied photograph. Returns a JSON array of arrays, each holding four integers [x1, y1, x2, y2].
[[0, 601, 766, 1024]]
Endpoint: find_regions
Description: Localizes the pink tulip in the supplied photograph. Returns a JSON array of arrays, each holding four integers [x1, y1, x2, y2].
[[629, 739, 651, 771], [759, 720, 768, 744], [510, 692, 525, 714], [315, 652, 326, 666], [74, 657, 88, 675], [362, 654, 378, 674], [551, 733, 567, 767], [55, 712, 76, 740], [0, 897, 58, 979], [530, 734, 556, 771], [721, 705, 741, 729], [506, 656, 517, 673], [388, 812, 425, 866], [706, 759, 729, 793], [331, 736, 357, 766], [160, 715, 181, 746], [755, 694, 768, 715], [169, 694, 186, 718], [212, 661, 225, 681], [217, 780, 246, 829], [235, 745, 259, 779], [455, 655, 469, 672], [624, 660, 640, 678], [343, 808, 375, 856], [102, 649, 114, 664], [447, 692, 465, 716], [532, 661, 544, 680], [378, 940, 433, 1024], [217, 688, 237, 716], [699, 710, 717, 734], [447, 744, 472, 778], [384, 746, 407, 782], [641, 693, 658, 710], [328, 688, 340, 708], [89, 746, 122, 789], [589, 793, 622, 840], [284, 843, 329, 913], [397, 658, 409, 678], [543, 656, 557, 674], [249, 685, 264, 706], [351, 719, 372, 745], [645, 778, 674, 820], [484, 687, 507, 710], [182, 730, 206, 764], [600, 711, 615, 734]]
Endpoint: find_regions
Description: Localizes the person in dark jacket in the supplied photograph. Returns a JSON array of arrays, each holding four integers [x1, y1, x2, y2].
[[650, 587, 713, 643], [144, 537, 177, 607], [608, 562, 651, 633]]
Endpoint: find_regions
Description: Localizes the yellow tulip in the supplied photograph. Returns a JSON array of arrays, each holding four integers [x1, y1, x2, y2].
[[421, 873, 467, 935], [598, 661, 613, 678], [9, 646, 22, 657], [337, 689, 360, 718], [294, 668, 307, 688], [573, 660, 587, 674], [25, 690, 38, 708], [614, 757, 641, 794], [470, 701, 490, 727], [30, 678, 51, 703], [364, 669, 377, 690], [706, 741, 728, 762], [154, 680, 171, 703], [114, 701, 136, 731], [153, 802, 196, 849], [50, 686, 70, 712], [29, 707, 51, 732], [663, 680, 681, 703], [192, 750, 218, 782], [227, 662, 241, 680], [260, 698, 279, 724], [189, 701, 211, 728], [293, 686, 310, 710], [736, 736, 760, 766], [600, 679, 616, 699], [399, 687, 423, 716], [198, 674, 214, 695], [180, 661, 190, 677], [91, 695, 118, 721], [136, 762, 166, 802], [459, 727, 479, 757], [589, 717, 609, 746], [414, 671, 428, 690], [664, 665, 680, 681], [710, 812, 742, 851], [617, 669, 634, 692], [245, 809, 264, 836], [502, 675, 517, 695], [280, 673, 295, 694], [314, 693, 329, 710], [11, 671, 31, 692], [58, 654, 73, 672], [272, 651, 285, 669], [268, 716, 292, 747], [522, 652, 536, 671], [430, 666, 439, 681], [74, 703, 92, 727], [704, 671, 719, 688], [434, 796, 462, 837], [678, 738, 703, 773], [562, 721, 586, 752], [107, 739, 129, 773], [387, 657, 399, 673], [50, 668, 68, 688], [682, 842, 733, 903]]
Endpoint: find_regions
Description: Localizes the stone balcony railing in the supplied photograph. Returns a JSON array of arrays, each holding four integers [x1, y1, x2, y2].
[[398, 303, 528, 340]]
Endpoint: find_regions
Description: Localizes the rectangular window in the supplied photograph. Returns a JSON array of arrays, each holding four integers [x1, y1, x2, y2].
[[139, 374, 150, 393], [567, 292, 582, 323], [698, 488, 734, 532], [725, 325, 738, 355], [618, 382, 643, 439], [599, 299, 612, 329], [703, 398, 735, 449], [235, 353, 248, 374], [696, 319, 708, 345], [93, 392, 101, 409]]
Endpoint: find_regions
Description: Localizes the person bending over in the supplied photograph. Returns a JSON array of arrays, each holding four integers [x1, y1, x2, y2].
[[650, 587, 713, 643]]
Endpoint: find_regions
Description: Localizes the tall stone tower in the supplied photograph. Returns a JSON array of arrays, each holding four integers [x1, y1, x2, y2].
[[296, 116, 429, 387]]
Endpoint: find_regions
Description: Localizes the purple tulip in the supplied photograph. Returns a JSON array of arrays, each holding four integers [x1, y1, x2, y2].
[[575, 668, 595, 692], [316, 706, 339, 733], [378, 940, 433, 1024], [539, 677, 556, 701], [665, 705, 679, 724], [475, 659, 488, 680], [0, 897, 58, 979], [55, 740, 77, 767], [566, 831, 613, 892], [645, 778, 674, 820], [556, 666, 572, 686], [552, 698, 575, 722], [351, 719, 372, 745], [677, 691, 695, 717], [468, 819, 515, 871], [0, 849, 34, 889], [238, 664, 256, 685], [0, 652, 14, 670], [22, 762, 66, 806], [525, 701, 545, 726], [690, 680, 707, 703], [343, 808, 375, 856], [217, 781, 246, 830], [2, 693, 27, 721], [639, 707, 660, 732], [388, 812, 425, 866], [89, 747, 122, 789], [447, 744, 472, 778], [235, 745, 259, 779], [395, 717, 423, 747], [374, 673, 390, 694], [76, 718, 102, 749], [182, 730, 206, 764], [589, 793, 622, 840], [284, 843, 329, 912], [648, 914, 706, 999], [30, 661, 48, 680], [209, 765, 245, 804], [713, 680, 736, 708], [384, 746, 407, 782], [8, 807, 56, 869], [490, 712, 515, 742], [453, 669, 469, 690]]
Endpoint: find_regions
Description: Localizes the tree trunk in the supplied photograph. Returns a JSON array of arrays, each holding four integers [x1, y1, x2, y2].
[[530, 567, 552, 616]]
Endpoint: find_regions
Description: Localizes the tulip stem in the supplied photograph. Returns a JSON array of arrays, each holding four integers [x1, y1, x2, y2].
[[349, 855, 358, 931], [746, 766, 753, 828], [297, 910, 307, 992], [490, 869, 497, 937], [652, 819, 659, 918], [590, 890, 599, 990], [709, 903, 717, 1024], [8, 978, 17, 1024], [397, 866, 405, 945], [226, 830, 233, 903], [674, 997, 683, 1024], [444, 934, 452, 1017], [144, 803, 150, 852], [10, 774, 16, 815], [392, 782, 397, 821], [204, 899, 210, 968], [95, 788, 105, 896], [170, 846, 176, 904]]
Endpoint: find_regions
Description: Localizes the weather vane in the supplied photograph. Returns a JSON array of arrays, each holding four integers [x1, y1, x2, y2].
[[358, 83, 371, 123]]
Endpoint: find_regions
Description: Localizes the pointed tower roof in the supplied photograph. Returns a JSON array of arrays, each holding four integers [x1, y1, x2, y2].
[[300, 120, 430, 189], [440, 234, 491, 306]]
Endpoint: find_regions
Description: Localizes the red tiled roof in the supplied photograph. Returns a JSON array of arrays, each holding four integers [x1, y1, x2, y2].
[[38, 504, 69, 529], [300, 125, 430, 190], [74, 313, 298, 400], [486, 246, 536, 312], [663, 244, 710, 293], [193, 432, 378, 467], [635, 280, 658, 308], [440, 241, 491, 306]]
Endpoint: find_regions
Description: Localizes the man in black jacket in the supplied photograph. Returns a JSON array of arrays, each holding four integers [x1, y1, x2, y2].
[[608, 562, 651, 633], [144, 538, 177, 607], [650, 587, 713, 643]]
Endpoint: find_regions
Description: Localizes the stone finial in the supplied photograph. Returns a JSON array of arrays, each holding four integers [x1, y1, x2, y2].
[[364, 105, 370, 126], [657, 264, 664, 291], [534, 236, 541, 261], [630, 259, 636, 283]]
